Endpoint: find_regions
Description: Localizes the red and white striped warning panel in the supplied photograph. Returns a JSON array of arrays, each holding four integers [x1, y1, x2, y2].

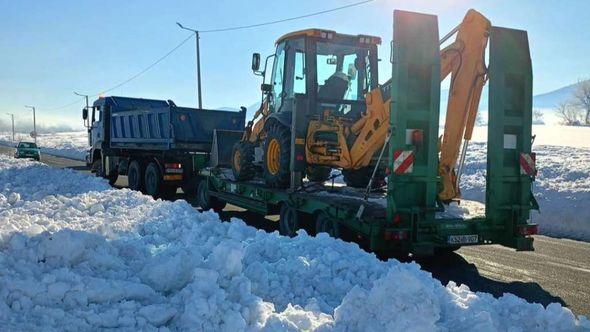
[[393, 150, 414, 175], [519, 152, 536, 176]]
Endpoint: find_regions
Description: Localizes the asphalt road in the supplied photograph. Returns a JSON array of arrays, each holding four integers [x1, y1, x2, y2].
[[1, 145, 589, 317]]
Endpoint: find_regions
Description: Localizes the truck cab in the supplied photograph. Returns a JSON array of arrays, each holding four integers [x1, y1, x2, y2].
[[82, 97, 109, 169]]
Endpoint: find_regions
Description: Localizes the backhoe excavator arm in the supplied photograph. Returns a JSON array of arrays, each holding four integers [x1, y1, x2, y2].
[[345, 9, 490, 201], [438, 9, 490, 201]]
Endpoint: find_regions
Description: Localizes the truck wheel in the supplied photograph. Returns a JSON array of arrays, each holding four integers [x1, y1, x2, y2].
[[263, 124, 291, 188], [144, 162, 164, 198], [197, 180, 226, 212], [315, 212, 340, 238], [306, 165, 331, 183], [93, 159, 118, 186], [279, 203, 300, 237], [128, 160, 144, 192], [231, 142, 256, 181], [342, 167, 385, 189]]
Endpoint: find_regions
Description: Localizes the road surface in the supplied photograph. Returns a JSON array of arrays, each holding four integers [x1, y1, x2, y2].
[[1, 145, 588, 317]]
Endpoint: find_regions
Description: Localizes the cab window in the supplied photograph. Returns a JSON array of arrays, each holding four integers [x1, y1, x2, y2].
[[271, 43, 286, 111]]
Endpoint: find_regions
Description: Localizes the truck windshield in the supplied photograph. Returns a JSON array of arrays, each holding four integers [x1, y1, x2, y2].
[[316, 41, 371, 104]]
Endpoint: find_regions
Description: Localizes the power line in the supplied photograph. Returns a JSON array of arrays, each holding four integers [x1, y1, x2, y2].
[[40, 0, 376, 111], [93, 33, 194, 96], [199, 0, 377, 33], [40, 33, 194, 111]]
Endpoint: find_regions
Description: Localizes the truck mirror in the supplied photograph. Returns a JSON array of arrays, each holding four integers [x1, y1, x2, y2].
[[82, 108, 88, 120], [252, 53, 261, 72]]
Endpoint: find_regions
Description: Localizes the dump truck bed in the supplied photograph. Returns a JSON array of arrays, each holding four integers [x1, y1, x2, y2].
[[103, 96, 245, 151]]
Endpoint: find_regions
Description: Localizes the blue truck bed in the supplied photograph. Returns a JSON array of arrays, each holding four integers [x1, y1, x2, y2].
[[101, 96, 245, 151]]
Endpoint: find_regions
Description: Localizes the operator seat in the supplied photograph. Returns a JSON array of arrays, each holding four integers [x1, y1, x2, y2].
[[318, 72, 349, 100]]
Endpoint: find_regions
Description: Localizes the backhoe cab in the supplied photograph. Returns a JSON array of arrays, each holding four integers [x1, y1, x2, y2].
[[232, 29, 382, 187]]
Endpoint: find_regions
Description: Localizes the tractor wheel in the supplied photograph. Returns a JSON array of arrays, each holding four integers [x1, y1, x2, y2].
[[279, 203, 300, 237], [263, 124, 291, 188], [315, 212, 340, 238], [342, 166, 385, 189], [231, 141, 256, 181], [197, 180, 226, 212], [306, 165, 331, 183], [128, 160, 144, 192]]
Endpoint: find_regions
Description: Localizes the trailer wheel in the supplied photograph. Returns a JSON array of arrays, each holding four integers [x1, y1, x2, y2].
[[264, 124, 291, 188], [231, 141, 256, 181], [197, 180, 226, 212], [145, 162, 164, 198], [315, 212, 340, 238], [279, 203, 300, 237], [128, 160, 144, 192], [306, 165, 331, 183]]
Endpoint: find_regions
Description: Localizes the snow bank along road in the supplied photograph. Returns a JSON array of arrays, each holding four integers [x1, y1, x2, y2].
[[0, 154, 588, 331]]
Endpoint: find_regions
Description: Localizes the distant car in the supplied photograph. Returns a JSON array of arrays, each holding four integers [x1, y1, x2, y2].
[[14, 142, 41, 161]]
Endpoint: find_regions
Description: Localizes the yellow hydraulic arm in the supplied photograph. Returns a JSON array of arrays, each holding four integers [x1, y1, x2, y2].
[[438, 9, 491, 201]]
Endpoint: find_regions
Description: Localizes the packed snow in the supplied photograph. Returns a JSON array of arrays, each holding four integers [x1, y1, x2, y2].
[[0, 131, 87, 161], [0, 155, 588, 330], [460, 125, 590, 242]]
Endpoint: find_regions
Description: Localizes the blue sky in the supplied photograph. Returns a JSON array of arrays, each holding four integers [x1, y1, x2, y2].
[[1, 0, 589, 129]]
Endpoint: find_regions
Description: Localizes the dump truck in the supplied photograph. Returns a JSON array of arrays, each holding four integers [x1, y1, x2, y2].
[[190, 9, 539, 256], [82, 96, 246, 197]]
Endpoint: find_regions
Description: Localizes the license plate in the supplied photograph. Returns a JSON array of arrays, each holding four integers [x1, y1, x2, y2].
[[448, 234, 479, 244]]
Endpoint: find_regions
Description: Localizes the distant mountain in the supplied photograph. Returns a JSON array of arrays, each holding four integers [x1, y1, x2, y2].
[[533, 80, 587, 108], [440, 79, 589, 111]]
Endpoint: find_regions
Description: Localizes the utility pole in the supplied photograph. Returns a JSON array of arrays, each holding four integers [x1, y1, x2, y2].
[[6, 113, 15, 141], [176, 22, 203, 108], [24, 105, 37, 144]]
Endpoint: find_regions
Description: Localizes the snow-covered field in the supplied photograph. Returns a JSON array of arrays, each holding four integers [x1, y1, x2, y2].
[[0, 155, 588, 330], [0, 131, 87, 161], [463, 125, 590, 242]]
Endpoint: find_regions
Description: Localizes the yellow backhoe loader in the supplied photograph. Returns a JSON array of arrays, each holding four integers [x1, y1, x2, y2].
[[232, 9, 491, 202]]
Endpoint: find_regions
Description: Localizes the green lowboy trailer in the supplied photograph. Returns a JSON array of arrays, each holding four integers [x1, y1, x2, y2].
[[192, 10, 539, 257]]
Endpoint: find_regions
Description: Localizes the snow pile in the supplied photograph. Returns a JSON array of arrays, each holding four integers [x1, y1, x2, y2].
[[461, 142, 590, 242], [0, 131, 87, 160], [0, 155, 588, 330]]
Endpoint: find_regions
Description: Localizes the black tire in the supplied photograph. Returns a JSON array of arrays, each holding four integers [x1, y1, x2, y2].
[[315, 212, 340, 238], [263, 124, 291, 188], [93, 158, 118, 185], [128, 160, 144, 192], [306, 165, 331, 183], [197, 180, 226, 212], [279, 203, 300, 237], [144, 162, 164, 198], [231, 141, 256, 181], [342, 166, 385, 188]]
